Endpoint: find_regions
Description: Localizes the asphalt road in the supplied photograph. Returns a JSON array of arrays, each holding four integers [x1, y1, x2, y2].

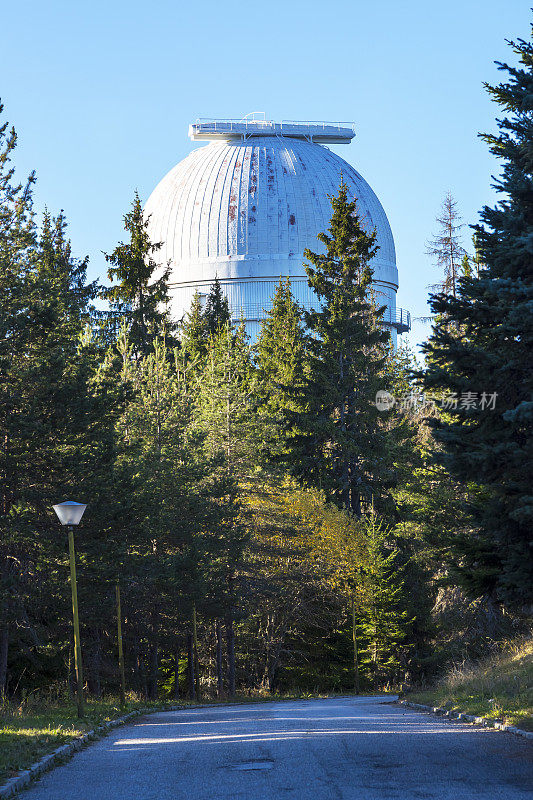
[[22, 696, 532, 799]]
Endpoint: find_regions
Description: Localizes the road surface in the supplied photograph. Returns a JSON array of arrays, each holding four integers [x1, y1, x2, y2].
[[22, 696, 532, 799]]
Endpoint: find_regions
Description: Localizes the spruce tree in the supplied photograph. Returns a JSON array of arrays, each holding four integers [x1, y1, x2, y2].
[[421, 31, 533, 604], [255, 278, 308, 460], [292, 180, 393, 516], [103, 192, 174, 354], [204, 277, 230, 336], [426, 192, 465, 297], [0, 103, 37, 696], [357, 514, 410, 686], [194, 321, 255, 694], [180, 291, 209, 365]]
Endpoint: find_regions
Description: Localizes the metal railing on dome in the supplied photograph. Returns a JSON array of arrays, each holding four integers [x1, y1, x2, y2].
[[381, 307, 411, 333], [280, 120, 356, 136], [230, 302, 411, 333], [190, 119, 356, 142]]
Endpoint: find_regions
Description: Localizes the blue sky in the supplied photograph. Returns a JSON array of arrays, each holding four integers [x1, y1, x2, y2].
[[2, 0, 530, 354]]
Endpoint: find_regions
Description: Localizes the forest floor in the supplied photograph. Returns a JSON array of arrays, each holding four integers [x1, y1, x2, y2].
[[407, 636, 533, 731]]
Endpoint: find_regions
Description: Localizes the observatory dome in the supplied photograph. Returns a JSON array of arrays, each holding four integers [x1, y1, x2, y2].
[[144, 119, 409, 341]]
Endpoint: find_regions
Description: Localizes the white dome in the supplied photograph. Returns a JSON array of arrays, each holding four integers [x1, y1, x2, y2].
[[144, 129, 407, 340]]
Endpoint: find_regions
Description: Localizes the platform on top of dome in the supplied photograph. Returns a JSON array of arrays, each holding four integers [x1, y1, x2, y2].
[[189, 117, 356, 144]]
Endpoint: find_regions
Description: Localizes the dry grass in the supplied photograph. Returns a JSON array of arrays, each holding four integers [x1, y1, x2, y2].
[[408, 636, 533, 731]]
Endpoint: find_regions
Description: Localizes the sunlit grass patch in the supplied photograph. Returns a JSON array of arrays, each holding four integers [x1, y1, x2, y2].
[[408, 637, 533, 731], [0, 694, 161, 785]]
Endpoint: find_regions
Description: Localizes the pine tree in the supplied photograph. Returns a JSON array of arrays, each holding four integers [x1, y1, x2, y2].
[[180, 291, 209, 365], [204, 277, 230, 336], [113, 328, 227, 698], [426, 192, 466, 297], [356, 514, 410, 686], [0, 131, 109, 697], [421, 31, 533, 604], [460, 252, 473, 279], [194, 321, 255, 694], [195, 321, 256, 473], [292, 180, 393, 516], [255, 278, 308, 460], [0, 103, 37, 696], [103, 192, 174, 354]]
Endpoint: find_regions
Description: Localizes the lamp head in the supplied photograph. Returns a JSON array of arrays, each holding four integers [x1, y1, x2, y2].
[[53, 501, 87, 526]]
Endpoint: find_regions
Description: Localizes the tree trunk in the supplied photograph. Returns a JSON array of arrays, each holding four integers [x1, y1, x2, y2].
[[132, 636, 143, 696], [148, 612, 159, 700], [86, 628, 102, 697], [352, 594, 360, 695], [216, 619, 224, 698], [174, 647, 180, 701], [67, 643, 74, 699], [136, 639, 149, 700], [0, 624, 8, 699], [187, 633, 195, 699], [192, 604, 200, 701], [225, 614, 235, 697]]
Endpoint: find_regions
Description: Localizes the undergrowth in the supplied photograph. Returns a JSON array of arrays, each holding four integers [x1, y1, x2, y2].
[[407, 636, 533, 731]]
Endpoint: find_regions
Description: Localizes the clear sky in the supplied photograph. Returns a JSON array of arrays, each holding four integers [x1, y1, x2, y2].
[[2, 0, 530, 354]]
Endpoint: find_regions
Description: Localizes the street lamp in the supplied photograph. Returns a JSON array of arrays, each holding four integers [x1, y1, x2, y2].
[[53, 501, 87, 718]]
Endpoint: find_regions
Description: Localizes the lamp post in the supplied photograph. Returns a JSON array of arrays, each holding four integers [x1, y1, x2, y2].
[[53, 501, 87, 718]]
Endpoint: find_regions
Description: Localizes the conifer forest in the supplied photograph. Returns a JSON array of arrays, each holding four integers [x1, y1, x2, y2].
[[0, 33, 531, 707]]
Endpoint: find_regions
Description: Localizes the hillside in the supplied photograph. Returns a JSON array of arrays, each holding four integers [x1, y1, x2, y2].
[[407, 637, 533, 731]]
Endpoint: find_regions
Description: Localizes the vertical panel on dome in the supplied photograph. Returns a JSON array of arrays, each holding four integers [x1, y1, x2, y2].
[[265, 141, 278, 257], [256, 146, 268, 258], [237, 145, 251, 256], [217, 145, 238, 260], [283, 145, 299, 263], [208, 145, 229, 259], [194, 142, 223, 261], [247, 146, 259, 257], [228, 146, 244, 257], [276, 145, 291, 259], [178, 145, 207, 263], [169, 151, 197, 265], [203, 144, 228, 259]]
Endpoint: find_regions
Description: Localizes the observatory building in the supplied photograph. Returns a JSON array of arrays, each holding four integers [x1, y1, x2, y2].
[[144, 116, 410, 343]]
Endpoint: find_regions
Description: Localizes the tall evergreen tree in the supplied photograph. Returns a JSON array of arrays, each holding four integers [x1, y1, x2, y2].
[[0, 103, 37, 697], [356, 514, 410, 686], [103, 192, 173, 354], [180, 290, 209, 365], [291, 180, 393, 516], [255, 278, 308, 460], [0, 110, 107, 695], [421, 31, 533, 604], [194, 321, 255, 694], [204, 277, 230, 336], [426, 192, 466, 297]]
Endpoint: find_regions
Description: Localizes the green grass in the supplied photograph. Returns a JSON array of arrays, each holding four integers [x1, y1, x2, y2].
[[407, 637, 533, 731], [0, 695, 175, 785]]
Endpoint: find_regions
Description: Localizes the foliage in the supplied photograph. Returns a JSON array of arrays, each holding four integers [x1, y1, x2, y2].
[[255, 278, 308, 461], [420, 31, 533, 604], [289, 180, 394, 516], [2, 19, 532, 719], [103, 192, 174, 353]]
